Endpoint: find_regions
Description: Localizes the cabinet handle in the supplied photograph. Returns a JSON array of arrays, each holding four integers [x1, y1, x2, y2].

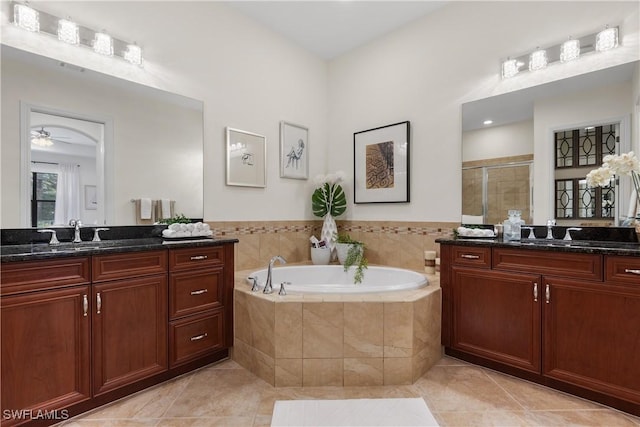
[[190, 333, 208, 341], [96, 292, 102, 314], [190, 255, 208, 261], [545, 284, 550, 304], [190, 289, 208, 295], [460, 254, 480, 259], [83, 294, 88, 317], [533, 283, 538, 302], [624, 269, 640, 275]]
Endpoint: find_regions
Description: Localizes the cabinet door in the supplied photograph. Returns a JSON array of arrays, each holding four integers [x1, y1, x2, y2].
[[1, 286, 91, 422], [543, 277, 640, 405], [92, 275, 168, 396], [452, 267, 541, 373]]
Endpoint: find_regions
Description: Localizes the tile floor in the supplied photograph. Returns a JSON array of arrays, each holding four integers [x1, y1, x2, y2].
[[62, 356, 640, 427]]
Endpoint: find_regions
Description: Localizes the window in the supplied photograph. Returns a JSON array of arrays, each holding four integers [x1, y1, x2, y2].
[[31, 172, 57, 227]]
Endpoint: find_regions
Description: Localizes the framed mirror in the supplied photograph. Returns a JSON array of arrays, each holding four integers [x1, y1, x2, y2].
[[226, 127, 266, 188], [1, 45, 204, 227], [461, 61, 637, 226]]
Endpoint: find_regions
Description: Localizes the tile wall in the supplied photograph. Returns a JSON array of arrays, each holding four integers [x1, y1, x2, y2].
[[208, 220, 456, 271]]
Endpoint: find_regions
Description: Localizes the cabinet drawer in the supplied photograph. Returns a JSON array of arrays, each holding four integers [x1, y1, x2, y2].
[[1, 257, 90, 295], [169, 246, 224, 271], [451, 246, 491, 268], [493, 248, 602, 281], [169, 267, 224, 320], [92, 250, 167, 282], [169, 310, 224, 367], [605, 255, 640, 286]]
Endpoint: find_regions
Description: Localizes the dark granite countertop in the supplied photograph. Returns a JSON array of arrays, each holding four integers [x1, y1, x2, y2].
[[437, 238, 640, 257], [1, 237, 239, 263]]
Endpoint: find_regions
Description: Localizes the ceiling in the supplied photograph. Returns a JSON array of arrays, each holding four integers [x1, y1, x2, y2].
[[225, 1, 447, 59]]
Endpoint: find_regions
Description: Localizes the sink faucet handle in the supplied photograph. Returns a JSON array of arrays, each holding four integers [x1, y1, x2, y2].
[[38, 229, 59, 245], [92, 228, 110, 242], [248, 276, 260, 292], [521, 226, 536, 239], [279, 281, 289, 296], [563, 227, 583, 241]]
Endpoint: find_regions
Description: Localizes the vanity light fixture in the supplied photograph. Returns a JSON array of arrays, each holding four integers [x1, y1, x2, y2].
[[529, 48, 548, 71], [501, 25, 619, 79], [93, 32, 114, 56], [124, 44, 143, 66], [57, 18, 79, 45], [13, 3, 39, 32], [595, 26, 618, 52], [560, 38, 580, 62], [501, 58, 523, 79], [11, 2, 143, 66]]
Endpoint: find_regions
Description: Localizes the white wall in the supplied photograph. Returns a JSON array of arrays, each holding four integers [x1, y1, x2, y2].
[[1, 1, 328, 222], [462, 120, 533, 163], [327, 1, 639, 222]]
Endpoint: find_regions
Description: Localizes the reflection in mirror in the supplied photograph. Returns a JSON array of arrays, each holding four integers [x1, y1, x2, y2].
[[462, 61, 638, 226], [1, 45, 204, 228], [29, 110, 104, 227]]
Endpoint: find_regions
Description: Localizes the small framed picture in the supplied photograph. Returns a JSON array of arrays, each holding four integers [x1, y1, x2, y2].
[[84, 185, 97, 210], [280, 121, 309, 179], [226, 127, 267, 187], [354, 121, 410, 203]]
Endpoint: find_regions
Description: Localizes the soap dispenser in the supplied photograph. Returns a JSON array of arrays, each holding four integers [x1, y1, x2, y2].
[[503, 210, 524, 241]]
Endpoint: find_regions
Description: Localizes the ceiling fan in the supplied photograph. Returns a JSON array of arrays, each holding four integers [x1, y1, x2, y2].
[[30, 127, 71, 147]]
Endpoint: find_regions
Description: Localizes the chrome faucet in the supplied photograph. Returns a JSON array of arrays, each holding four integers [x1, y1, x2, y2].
[[38, 229, 59, 245], [264, 255, 286, 294], [563, 227, 582, 241], [546, 219, 556, 239], [69, 219, 83, 243], [521, 226, 536, 239], [92, 227, 110, 242]]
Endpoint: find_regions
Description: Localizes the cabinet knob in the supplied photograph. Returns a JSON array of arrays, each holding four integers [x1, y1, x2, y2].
[[624, 269, 640, 276], [533, 283, 538, 302], [96, 292, 102, 314], [190, 289, 208, 296], [190, 255, 208, 261], [460, 254, 480, 259], [83, 294, 88, 317], [545, 284, 550, 304]]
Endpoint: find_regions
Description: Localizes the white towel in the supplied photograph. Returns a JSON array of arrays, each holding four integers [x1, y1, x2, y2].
[[140, 198, 152, 219]]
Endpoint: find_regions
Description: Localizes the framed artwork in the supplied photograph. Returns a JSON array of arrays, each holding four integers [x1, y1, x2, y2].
[[280, 121, 309, 179], [354, 121, 410, 203], [226, 127, 266, 187], [84, 185, 97, 210]]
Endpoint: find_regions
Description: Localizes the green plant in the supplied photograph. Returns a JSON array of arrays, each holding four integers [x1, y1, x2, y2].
[[158, 213, 190, 225], [312, 175, 347, 218], [336, 233, 368, 284]]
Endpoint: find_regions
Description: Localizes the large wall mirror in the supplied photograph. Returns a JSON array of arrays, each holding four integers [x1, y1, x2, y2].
[[1, 45, 204, 228], [462, 61, 638, 227]]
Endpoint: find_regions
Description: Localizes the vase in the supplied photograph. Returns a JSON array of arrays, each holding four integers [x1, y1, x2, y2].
[[310, 246, 331, 265], [321, 214, 338, 260], [335, 242, 363, 265]]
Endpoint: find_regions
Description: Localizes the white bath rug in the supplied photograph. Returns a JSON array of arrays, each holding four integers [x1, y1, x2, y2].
[[271, 397, 439, 426]]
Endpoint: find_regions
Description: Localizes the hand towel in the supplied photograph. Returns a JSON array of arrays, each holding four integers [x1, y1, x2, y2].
[[140, 198, 152, 219], [161, 199, 172, 219]]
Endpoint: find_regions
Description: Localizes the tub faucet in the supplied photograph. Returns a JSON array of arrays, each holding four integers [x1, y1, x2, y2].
[[264, 255, 286, 294], [69, 219, 83, 243], [546, 219, 556, 239]]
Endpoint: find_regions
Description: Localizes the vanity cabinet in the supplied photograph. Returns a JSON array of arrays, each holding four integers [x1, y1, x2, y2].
[[441, 243, 640, 415], [168, 246, 227, 367], [91, 250, 168, 396], [0, 258, 92, 427]]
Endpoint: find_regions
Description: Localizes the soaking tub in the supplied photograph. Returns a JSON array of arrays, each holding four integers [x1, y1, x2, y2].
[[246, 264, 428, 294]]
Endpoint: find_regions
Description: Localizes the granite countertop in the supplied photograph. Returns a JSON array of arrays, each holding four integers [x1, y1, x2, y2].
[[1, 237, 239, 263], [437, 238, 640, 257]]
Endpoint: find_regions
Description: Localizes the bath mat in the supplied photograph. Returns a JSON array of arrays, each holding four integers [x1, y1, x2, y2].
[[271, 397, 439, 426]]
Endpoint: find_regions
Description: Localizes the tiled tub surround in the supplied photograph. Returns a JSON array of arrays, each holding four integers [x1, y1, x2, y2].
[[208, 221, 456, 271], [233, 268, 442, 387]]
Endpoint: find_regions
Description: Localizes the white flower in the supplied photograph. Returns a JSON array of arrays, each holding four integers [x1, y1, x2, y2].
[[586, 166, 614, 188], [313, 174, 326, 187], [314, 171, 345, 187], [603, 152, 640, 175]]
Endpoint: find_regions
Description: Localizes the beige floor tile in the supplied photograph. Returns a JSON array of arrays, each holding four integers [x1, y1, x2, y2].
[[414, 365, 523, 412], [156, 417, 255, 426], [485, 370, 604, 411], [434, 410, 531, 427], [524, 409, 639, 426], [62, 420, 159, 427]]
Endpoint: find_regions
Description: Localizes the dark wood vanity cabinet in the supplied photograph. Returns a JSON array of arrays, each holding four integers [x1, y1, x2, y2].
[[442, 243, 640, 415], [1, 258, 92, 427], [0, 241, 236, 426]]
